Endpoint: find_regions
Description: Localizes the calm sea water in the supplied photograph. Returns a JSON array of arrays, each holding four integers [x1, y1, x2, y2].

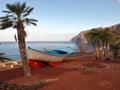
[[0, 41, 79, 60]]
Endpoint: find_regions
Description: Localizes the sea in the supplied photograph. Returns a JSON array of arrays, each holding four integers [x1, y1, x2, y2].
[[0, 41, 80, 60]]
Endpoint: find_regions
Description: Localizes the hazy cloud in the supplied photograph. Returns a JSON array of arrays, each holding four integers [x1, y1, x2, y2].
[[0, 26, 78, 41], [26, 29, 76, 41], [118, 0, 120, 3]]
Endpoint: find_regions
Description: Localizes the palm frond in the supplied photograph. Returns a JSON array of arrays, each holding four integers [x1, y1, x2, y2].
[[23, 18, 30, 25], [27, 7, 34, 14], [23, 18, 37, 26], [30, 19, 38, 22], [13, 24, 17, 29], [0, 21, 13, 30], [14, 34, 18, 42], [2, 10, 11, 13], [23, 7, 29, 14], [6, 3, 15, 13], [22, 7, 34, 17], [30, 22, 37, 26], [22, 13, 29, 17], [0, 18, 9, 22], [0, 16, 9, 20]]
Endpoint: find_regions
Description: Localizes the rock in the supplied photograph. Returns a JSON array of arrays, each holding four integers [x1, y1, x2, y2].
[[71, 23, 120, 50], [0, 62, 6, 67]]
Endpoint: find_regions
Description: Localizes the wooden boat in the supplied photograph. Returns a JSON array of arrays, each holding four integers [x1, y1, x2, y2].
[[28, 47, 73, 67]]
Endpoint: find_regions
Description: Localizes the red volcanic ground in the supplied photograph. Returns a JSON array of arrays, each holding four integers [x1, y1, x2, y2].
[[0, 56, 120, 90]]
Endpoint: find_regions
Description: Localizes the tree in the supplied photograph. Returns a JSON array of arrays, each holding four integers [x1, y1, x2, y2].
[[86, 28, 101, 49], [110, 34, 120, 59], [100, 28, 116, 50], [86, 28, 116, 60], [86, 28, 102, 59], [0, 2, 37, 76], [98, 28, 116, 59]]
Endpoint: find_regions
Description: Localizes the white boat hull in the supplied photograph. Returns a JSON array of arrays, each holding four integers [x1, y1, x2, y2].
[[28, 49, 65, 62]]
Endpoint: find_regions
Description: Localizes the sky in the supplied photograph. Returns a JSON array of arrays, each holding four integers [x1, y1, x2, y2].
[[0, 0, 120, 41]]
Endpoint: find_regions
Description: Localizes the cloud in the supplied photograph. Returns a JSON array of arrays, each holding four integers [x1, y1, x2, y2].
[[0, 26, 78, 41], [26, 29, 76, 41], [0, 30, 16, 41], [117, 0, 120, 3]]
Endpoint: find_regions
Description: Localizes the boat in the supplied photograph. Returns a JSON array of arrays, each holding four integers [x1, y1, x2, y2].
[[0, 52, 5, 56], [28, 47, 73, 67]]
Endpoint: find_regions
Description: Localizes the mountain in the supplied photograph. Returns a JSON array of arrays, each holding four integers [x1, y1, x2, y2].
[[71, 23, 120, 50]]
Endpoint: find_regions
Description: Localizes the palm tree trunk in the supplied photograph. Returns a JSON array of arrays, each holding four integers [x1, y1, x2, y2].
[[17, 20, 31, 77]]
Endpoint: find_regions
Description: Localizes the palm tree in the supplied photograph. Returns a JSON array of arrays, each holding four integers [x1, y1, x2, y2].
[[0, 2, 37, 76]]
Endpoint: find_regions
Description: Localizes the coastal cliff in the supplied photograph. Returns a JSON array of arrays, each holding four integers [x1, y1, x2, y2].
[[71, 23, 120, 50]]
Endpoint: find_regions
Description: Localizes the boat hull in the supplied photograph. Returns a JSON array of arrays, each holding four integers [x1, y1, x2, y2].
[[28, 48, 65, 62], [28, 58, 62, 68]]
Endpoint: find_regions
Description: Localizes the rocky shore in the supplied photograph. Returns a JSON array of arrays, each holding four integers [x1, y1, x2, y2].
[[0, 56, 22, 71]]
